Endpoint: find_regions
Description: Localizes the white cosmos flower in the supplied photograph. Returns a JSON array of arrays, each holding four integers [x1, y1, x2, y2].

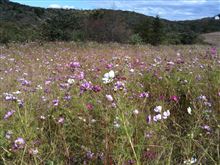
[[187, 107, 192, 115], [153, 114, 162, 122], [163, 110, 170, 119], [67, 78, 75, 85], [106, 95, 114, 102], [154, 106, 162, 113], [102, 70, 115, 84], [133, 109, 139, 115]]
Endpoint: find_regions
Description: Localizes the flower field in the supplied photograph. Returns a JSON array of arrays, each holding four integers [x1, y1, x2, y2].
[[0, 42, 219, 164]]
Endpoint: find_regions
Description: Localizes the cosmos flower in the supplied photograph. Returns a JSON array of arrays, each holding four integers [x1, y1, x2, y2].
[[154, 106, 162, 113], [14, 137, 25, 149], [58, 117, 65, 124], [146, 115, 152, 124], [80, 81, 92, 92], [69, 61, 80, 68], [187, 107, 192, 115], [3, 110, 15, 120], [106, 95, 114, 102], [5, 130, 13, 139], [106, 63, 113, 69], [170, 95, 179, 102], [162, 110, 170, 119], [67, 78, 75, 85], [102, 70, 115, 84], [133, 109, 139, 115], [86, 103, 94, 110], [29, 148, 39, 155], [4, 93, 17, 101], [114, 81, 125, 91], [183, 157, 197, 164], [92, 85, 101, 92], [153, 114, 162, 122], [52, 99, 59, 106], [139, 92, 149, 98]]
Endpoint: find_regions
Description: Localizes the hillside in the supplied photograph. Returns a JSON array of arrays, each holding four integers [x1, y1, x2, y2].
[[201, 32, 220, 46], [0, 0, 220, 44]]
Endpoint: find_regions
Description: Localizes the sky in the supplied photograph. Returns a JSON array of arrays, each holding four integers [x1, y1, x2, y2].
[[10, 0, 220, 20]]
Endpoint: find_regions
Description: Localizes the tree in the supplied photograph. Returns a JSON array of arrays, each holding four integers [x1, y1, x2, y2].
[[150, 15, 164, 45], [41, 12, 81, 41], [134, 19, 152, 43]]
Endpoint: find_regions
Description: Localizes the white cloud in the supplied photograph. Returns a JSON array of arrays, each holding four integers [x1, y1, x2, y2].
[[63, 5, 75, 9], [48, 4, 61, 9], [48, 4, 75, 9]]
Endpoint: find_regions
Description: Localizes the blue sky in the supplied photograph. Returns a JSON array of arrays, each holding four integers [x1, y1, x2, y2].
[[11, 0, 220, 20]]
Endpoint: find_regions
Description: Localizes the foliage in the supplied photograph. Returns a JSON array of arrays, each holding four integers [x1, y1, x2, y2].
[[0, 0, 220, 44]]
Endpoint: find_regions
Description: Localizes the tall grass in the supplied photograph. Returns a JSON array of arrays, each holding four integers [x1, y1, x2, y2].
[[0, 42, 219, 164]]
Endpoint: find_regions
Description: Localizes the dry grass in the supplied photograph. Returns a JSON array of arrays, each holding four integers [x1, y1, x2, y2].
[[201, 32, 220, 47], [0, 42, 219, 165]]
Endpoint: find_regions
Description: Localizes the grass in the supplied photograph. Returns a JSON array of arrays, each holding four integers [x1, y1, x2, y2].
[[0, 42, 220, 164]]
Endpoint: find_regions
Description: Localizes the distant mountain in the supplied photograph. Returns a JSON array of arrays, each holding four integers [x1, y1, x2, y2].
[[1, 0, 220, 44]]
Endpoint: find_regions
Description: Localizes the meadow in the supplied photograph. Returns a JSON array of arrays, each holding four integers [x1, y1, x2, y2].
[[0, 42, 219, 165]]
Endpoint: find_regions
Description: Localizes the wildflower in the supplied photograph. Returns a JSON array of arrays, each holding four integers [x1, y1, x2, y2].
[[67, 78, 75, 85], [80, 81, 92, 92], [58, 117, 64, 124], [183, 157, 197, 164], [130, 69, 135, 73], [91, 119, 96, 123], [86, 151, 94, 159], [139, 92, 149, 98], [133, 109, 139, 115], [40, 115, 46, 120], [114, 122, 120, 128], [45, 80, 51, 85], [210, 47, 217, 58], [204, 101, 212, 107], [19, 79, 31, 86], [167, 61, 175, 65], [29, 148, 38, 155], [113, 81, 125, 91], [12, 91, 21, 95], [106, 63, 113, 69], [3, 110, 15, 120], [14, 137, 25, 149], [154, 106, 162, 113], [4, 93, 17, 101], [102, 70, 115, 84], [153, 114, 162, 122], [92, 85, 101, 92], [17, 99, 24, 107], [170, 95, 179, 102], [162, 110, 170, 119], [187, 107, 192, 115], [106, 94, 114, 102], [5, 130, 13, 139], [198, 95, 207, 101], [201, 125, 211, 132], [69, 61, 80, 68], [52, 99, 59, 106], [146, 115, 152, 124], [75, 71, 84, 80], [86, 103, 94, 110], [64, 95, 71, 101]]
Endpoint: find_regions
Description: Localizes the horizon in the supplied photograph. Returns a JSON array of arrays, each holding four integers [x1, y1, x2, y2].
[[10, 0, 220, 21]]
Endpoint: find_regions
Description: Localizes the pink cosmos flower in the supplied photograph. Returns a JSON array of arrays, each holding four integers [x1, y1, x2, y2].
[[170, 95, 179, 102]]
